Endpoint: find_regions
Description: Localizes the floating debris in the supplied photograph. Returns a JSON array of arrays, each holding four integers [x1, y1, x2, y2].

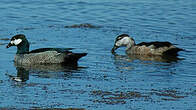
[[38, 38, 48, 41], [150, 89, 186, 100], [91, 88, 189, 104], [0, 38, 9, 46], [0, 38, 9, 41], [64, 23, 101, 29], [91, 90, 149, 104], [16, 27, 35, 31], [24, 27, 35, 30]]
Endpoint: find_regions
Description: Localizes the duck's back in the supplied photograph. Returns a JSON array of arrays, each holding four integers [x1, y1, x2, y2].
[[137, 41, 172, 48], [127, 41, 182, 56]]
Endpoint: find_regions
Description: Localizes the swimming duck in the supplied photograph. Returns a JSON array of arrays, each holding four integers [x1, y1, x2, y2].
[[6, 34, 87, 66], [111, 34, 183, 56]]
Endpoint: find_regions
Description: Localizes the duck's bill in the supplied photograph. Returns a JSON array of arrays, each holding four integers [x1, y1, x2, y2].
[[6, 42, 14, 48], [111, 45, 119, 53]]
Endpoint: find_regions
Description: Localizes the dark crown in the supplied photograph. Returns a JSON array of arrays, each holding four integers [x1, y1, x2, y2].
[[115, 34, 130, 41], [11, 34, 26, 40]]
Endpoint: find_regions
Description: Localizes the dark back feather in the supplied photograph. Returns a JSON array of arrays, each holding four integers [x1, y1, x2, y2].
[[63, 53, 87, 66], [137, 41, 172, 49], [163, 48, 183, 56], [29, 48, 74, 54]]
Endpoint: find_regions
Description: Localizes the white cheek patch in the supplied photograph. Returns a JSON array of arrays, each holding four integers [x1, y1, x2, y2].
[[11, 39, 22, 45], [10, 41, 14, 44], [115, 37, 130, 46], [115, 41, 122, 46]]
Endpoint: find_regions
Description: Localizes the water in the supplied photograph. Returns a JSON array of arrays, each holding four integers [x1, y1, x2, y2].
[[0, 0, 196, 110]]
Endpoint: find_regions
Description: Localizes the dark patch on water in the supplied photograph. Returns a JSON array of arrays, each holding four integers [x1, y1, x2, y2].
[[37, 38, 48, 42], [90, 88, 193, 105], [16, 27, 36, 31], [64, 23, 101, 29], [150, 89, 187, 101], [0, 38, 10, 46], [0, 38, 9, 41], [91, 90, 150, 104]]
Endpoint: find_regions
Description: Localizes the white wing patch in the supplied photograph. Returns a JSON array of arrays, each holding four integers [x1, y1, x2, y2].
[[11, 39, 22, 45]]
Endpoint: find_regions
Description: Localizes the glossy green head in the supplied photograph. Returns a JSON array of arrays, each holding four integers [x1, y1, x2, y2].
[[6, 34, 30, 54]]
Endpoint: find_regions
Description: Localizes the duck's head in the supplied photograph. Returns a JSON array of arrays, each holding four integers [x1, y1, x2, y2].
[[6, 34, 28, 48], [111, 34, 135, 53], [6, 34, 29, 54]]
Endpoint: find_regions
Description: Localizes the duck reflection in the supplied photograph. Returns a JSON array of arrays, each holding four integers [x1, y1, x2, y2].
[[14, 62, 79, 72], [8, 63, 83, 82], [7, 66, 29, 82], [113, 52, 181, 63], [112, 53, 182, 72]]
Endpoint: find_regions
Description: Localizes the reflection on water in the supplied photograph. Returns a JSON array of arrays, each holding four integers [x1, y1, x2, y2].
[[7, 63, 85, 82], [113, 53, 181, 63], [14, 62, 79, 72], [112, 53, 182, 72], [6, 67, 29, 82]]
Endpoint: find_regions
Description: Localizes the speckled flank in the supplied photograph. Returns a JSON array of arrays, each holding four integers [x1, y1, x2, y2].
[[14, 51, 65, 65], [127, 45, 180, 56]]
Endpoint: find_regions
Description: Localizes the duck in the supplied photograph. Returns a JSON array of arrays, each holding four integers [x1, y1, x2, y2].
[[111, 34, 183, 56], [6, 34, 87, 66]]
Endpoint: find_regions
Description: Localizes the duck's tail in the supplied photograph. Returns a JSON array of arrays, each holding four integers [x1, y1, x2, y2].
[[63, 53, 87, 66], [163, 47, 184, 56]]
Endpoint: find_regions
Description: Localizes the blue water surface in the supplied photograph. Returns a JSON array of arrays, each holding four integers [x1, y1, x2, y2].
[[0, 0, 196, 110]]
